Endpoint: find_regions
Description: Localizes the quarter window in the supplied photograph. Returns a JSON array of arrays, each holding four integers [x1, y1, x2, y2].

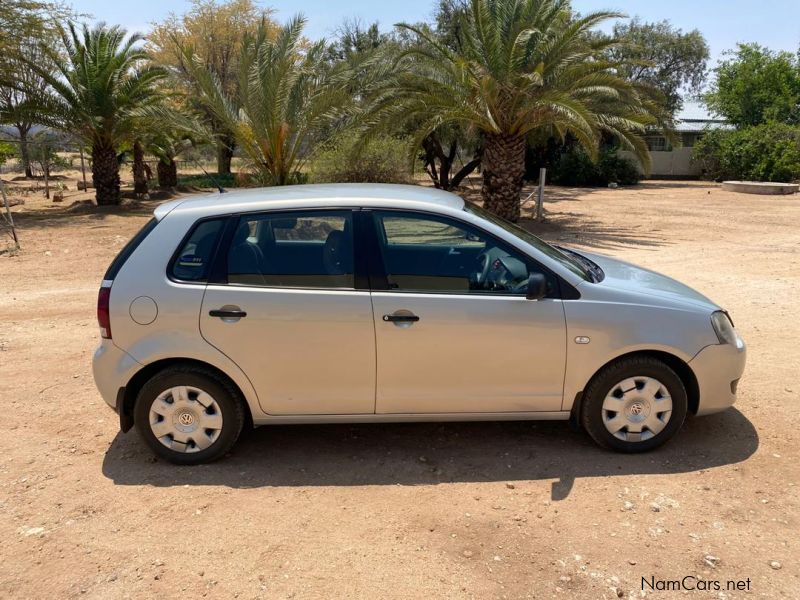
[[170, 218, 224, 282], [227, 211, 354, 288]]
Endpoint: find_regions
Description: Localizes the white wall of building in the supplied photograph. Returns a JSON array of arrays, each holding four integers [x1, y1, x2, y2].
[[620, 147, 702, 178]]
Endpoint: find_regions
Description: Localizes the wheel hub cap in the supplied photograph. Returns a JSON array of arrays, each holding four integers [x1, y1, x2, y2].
[[149, 386, 224, 453], [601, 376, 672, 443]]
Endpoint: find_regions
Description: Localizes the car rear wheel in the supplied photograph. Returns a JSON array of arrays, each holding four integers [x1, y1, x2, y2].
[[134, 366, 245, 465], [581, 356, 688, 452]]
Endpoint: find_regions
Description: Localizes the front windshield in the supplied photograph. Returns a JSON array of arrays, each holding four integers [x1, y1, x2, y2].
[[464, 203, 590, 281]]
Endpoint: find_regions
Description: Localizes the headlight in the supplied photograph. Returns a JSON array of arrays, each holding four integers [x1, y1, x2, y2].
[[711, 311, 739, 346]]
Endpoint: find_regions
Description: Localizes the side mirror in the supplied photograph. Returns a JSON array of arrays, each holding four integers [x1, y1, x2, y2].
[[526, 273, 547, 300]]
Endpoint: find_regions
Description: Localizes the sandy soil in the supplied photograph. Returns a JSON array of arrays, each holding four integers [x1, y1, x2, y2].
[[1, 178, 799, 599]]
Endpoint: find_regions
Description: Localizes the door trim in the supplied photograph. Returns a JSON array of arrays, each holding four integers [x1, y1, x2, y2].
[[251, 411, 570, 425]]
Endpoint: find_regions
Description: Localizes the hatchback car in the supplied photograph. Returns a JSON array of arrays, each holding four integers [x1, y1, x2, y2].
[[93, 184, 746, 464]]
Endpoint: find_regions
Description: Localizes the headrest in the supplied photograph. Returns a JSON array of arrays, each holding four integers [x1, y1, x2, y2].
[[233, 222, 252, 245]]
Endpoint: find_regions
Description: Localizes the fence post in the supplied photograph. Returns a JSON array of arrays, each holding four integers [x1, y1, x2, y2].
[[536, 167, 546, 222], [43, 145, 50, 199], [79, 148, 88, 191]]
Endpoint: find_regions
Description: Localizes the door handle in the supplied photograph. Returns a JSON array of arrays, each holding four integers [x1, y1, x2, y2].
[[209, 308, 247, 318], [382, 314, 420, 323]]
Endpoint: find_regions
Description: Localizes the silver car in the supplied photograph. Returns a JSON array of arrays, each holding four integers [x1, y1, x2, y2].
[[92, 184, 746, 464]]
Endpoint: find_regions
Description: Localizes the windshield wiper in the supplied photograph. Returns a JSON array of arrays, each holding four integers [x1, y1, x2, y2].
[[555, 246, 604, 283]]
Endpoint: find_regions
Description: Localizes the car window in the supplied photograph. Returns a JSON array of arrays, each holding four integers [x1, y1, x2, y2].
[[464, 203, 591, 281], [381, 216, 485, 247], [372, 211, 550, 295], [227, 211, 354, 288], [170, 218, 224, 282]]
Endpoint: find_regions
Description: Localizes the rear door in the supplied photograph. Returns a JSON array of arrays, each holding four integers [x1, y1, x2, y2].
[[199, 209, 376, 415], [367, 210, 567, 414]]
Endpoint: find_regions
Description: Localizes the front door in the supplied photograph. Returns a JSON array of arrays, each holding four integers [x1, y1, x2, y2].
[[200, 209, 376, 415], [367, 210, 567, 414]]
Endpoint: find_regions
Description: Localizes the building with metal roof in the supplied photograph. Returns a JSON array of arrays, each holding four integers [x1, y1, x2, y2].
[[628, 101, 732, 178]]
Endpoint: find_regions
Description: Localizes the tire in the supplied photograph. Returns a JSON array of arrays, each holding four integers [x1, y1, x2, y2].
[[134, 365, 246, 465], [580, 356, 688, 453]]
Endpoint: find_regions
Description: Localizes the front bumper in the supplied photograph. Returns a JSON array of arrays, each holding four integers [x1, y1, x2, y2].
[[688, 338, 747, 416]]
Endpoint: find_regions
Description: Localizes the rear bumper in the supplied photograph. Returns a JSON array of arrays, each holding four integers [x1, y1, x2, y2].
[[92, 340, 141, 411], [689, 339, 747, 416]]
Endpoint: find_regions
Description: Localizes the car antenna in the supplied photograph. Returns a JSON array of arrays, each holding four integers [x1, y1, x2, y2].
[[191, 159, 226, 194]]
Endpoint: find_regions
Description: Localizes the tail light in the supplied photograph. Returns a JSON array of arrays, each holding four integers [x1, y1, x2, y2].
[[97, 285, 112, 339]]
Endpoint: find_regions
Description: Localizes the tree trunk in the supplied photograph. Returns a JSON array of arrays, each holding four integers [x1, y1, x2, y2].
[[421, 134, 454, 189], [91, 143, 121, 205], [132, 139, 148, 197], [157, 158, 178, 189], [216, 135, 234, 175], [450, 156, 481, 189], [17, 126, 32, 178], [481, 133, 526, 222]]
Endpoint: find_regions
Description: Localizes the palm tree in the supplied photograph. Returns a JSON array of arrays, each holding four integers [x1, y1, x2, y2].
[[179, 16, 350, 185], [23, 23, 165, 205], [147, 132, 194, 190], [367, 0, 662, 221]]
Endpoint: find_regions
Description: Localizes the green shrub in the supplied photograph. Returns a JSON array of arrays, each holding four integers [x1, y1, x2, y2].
[[311, 132, 412, 184], [693, 123, 800, 182], [549, 147, 641, 186], [598, 150, 642, 185], [0, 142, 14, 165], [177, 172, 238, 189]]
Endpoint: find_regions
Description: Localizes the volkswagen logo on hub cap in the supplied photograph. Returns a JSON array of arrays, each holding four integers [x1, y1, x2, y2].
[[178, 412, 195, 426]]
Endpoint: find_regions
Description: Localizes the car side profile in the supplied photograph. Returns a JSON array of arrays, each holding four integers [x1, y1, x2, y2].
[[92, 184, 746, 464]]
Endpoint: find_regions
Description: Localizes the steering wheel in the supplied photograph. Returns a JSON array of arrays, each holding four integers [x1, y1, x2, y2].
[[475, 251, 493, 287]]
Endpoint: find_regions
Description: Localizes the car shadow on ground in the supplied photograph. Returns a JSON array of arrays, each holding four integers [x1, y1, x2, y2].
[[102, 408, 758, 501]]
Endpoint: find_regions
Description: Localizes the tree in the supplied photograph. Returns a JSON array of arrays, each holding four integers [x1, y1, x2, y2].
[[179, 16, 350, 185], [601, 18, 708, 115], [0, 2, 74, 177], [704, 43, 800, 127], [0, 1, 73, 54], [339, 6, 482, 191], [22, 23, 166, 205], [131, 139, 150, 197], [148, 0, 279, 175], [149, 133, 193, 189], [422, 0, 482, 190], [325, 19, 392, 63], [0, 40, 55, 177], [368, 0, 659, 221], [693, 123, 800, 182]]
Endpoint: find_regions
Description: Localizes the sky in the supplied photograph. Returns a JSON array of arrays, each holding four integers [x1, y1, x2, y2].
[[71, 0, 800, 67]]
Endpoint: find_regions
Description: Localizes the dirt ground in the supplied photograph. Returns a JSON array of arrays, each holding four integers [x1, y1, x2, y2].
[[1, 177, 799, 599]]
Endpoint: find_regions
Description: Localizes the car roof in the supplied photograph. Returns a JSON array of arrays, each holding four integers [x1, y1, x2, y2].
[[154, 184, 465, 220]]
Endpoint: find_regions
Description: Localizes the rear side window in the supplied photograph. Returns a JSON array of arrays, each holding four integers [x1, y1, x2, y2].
[[170, 219, 225, 282], [226, 210, 354, 288], [103, 218, 158, 280]]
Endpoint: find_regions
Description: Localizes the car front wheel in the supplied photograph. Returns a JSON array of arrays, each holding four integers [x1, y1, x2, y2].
[[581, 356, 688, 452], [134, 366, 245, 465]]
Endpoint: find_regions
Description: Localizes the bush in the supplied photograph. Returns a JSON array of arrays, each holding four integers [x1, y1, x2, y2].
[[311, 132, 412, 184], [177, 172, 239, 189], [549, 147, 641, 186], [693, 123, 800, 182], [0, 142, 14, 165], [598, 150, 642, 185]]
